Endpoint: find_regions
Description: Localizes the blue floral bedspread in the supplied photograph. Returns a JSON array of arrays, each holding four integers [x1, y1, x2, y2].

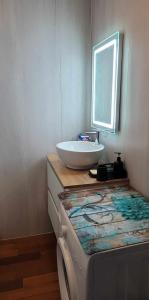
[[60, 185, 149, 255]]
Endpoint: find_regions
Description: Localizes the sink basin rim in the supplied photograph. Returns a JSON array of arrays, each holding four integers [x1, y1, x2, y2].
[[56, 141, 104, 153]]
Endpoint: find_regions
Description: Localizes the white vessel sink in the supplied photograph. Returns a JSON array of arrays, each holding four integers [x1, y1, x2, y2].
[[56, 141, 104, 169]]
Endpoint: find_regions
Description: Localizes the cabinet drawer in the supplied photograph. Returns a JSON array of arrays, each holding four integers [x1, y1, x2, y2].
[[48, 190, 61, 238], [47, 161, 63, 209]]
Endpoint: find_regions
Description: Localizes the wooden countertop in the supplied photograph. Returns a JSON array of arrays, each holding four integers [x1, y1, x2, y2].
[[47, 154, 129, 189]]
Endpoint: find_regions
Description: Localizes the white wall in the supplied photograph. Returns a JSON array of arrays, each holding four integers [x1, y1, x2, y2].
[[91, 0, 149, 197], [0, 0, 91, 239]]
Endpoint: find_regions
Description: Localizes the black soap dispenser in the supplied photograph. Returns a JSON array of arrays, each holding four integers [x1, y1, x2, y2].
[[114, 152, 127, 179]]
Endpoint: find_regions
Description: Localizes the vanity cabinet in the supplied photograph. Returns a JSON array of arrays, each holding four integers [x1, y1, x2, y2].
[[47, 154, 129, 238], [47, 159, 63, 238], [47, 154, 97, 237], [47, 156, 149, 300]]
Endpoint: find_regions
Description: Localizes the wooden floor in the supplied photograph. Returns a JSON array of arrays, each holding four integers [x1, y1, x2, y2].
[[0, 233, 61, 300]]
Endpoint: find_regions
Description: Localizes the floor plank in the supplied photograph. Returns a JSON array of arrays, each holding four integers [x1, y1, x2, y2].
[[0, 245, 18, 259], [0, 273, 59, 300], [0, 233, 60, 300], [21, 291, 60, 300], [0, 252, 41, 266], [0, 279, 23, 293]]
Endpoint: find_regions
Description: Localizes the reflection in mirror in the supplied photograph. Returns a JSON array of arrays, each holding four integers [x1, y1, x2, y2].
[[91, 32, 123, 133]]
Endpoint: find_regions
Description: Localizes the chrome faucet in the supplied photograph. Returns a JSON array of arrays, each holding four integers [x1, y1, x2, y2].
[[85, 131, 100, 144]]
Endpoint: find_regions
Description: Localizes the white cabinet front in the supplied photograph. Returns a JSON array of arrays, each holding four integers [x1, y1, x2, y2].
[[48, 191, 61, 238]]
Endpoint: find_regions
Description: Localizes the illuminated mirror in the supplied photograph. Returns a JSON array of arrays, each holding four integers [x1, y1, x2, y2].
[[91, 32, 123, 133]]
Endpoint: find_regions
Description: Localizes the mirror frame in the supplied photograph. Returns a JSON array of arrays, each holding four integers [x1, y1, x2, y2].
[[91, 32, 123, 133]]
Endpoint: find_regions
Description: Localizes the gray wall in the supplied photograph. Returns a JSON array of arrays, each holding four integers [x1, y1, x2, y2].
[[91, 0, 149, 197], [0, 0, 91, 239]]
